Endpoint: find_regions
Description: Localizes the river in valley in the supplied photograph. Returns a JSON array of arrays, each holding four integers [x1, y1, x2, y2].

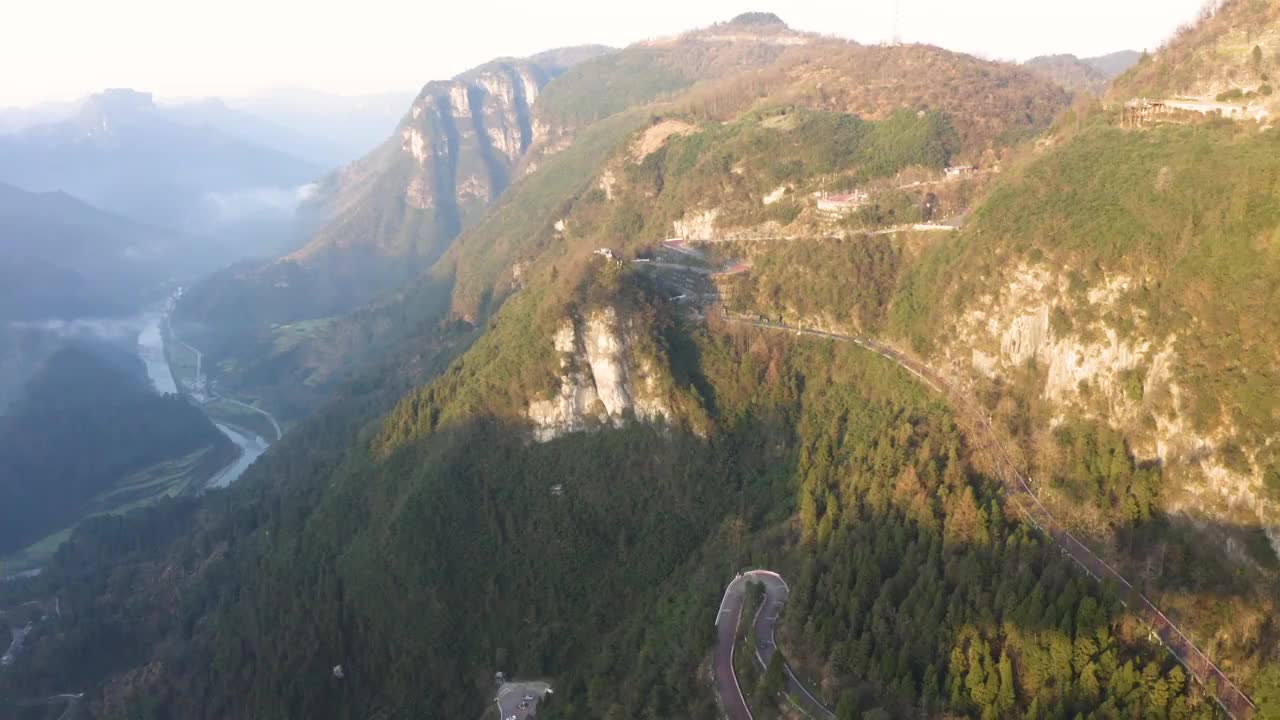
[[1, 624, 31, 667], [136, 308, 269, 488], [206, 423, 270, 489], [137, 309, 177, 395]]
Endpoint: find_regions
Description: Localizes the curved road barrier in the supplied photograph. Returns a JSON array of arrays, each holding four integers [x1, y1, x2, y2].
[[723, 317, 1255, 719], [716, 570, 835, 720], [493, 680, 551, 720]]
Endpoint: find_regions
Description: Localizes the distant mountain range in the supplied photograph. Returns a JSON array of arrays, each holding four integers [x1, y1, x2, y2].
[[0, 98, 81, 134], [0, 89, 320, 234], [0, 180, 188, 322], [1, 87, 418, 169], [1023, 50, 1142, 95]]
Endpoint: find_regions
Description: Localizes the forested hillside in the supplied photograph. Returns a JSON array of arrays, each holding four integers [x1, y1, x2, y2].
[[1111, 0, 1279, 111], [0, 290, 1233, 719], [878, 112, 1280, 690], [1023, 51, 1141, 95], [5, 10, 1280, 720], [0, 346, 231, 555], [169, 14, 1068, 425]]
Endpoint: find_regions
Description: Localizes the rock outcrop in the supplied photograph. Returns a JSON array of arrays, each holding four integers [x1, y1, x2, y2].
[[398, 61, 550, 216], [527, 308, 674, 442], [941, 263, 1278, 557]]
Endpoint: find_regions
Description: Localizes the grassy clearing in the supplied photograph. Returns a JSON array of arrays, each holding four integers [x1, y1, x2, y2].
[[165, 334, 201, 390], [270, 318, 337, 355], [1, 528, 73, 574]]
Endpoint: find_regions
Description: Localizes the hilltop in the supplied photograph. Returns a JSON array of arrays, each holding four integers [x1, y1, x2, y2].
[[1024, 51, 1141, 95], [1112, 0, 1279, 117]]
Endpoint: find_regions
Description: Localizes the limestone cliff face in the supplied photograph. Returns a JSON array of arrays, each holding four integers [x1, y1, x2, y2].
[[939, 263, 1278, 556], [527, 308, 674, 442], [287, 59, 564, 282], [399, 62, 549, 214]]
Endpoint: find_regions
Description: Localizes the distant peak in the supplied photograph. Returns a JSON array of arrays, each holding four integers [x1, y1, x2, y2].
[[726, 12, 787, 28], [71, 89, 157, 136], [86, 88, 155, 108], [80, 88, 156, 118]]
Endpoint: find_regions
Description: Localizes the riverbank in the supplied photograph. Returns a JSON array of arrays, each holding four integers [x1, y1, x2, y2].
[[206, 423, 270, 489], [142, 302, 279, 488], [0, 306, 269, 579]]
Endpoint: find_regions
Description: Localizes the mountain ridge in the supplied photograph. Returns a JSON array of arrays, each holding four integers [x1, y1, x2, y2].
[[0, 88, 320, 235], [0, 180, 187, 322], [1110, 0, 1279, 115], [1024, 50, 1141, 95]]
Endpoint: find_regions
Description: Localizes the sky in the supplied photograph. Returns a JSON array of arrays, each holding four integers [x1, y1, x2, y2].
[[0, 0, 1211, 106]]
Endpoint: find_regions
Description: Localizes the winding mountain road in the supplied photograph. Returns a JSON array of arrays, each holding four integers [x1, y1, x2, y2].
[[715, 574, 756, 720], [720, 316, 1256, 719], [716, 571, 835, 720], [162, 306, 283, 442]]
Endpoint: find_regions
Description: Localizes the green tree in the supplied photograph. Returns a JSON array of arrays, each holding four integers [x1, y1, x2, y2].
[[1264, 465, 1280, 503], [1257, 664, 1280, 720], [996, 652, 1017, 713], [836, 689, 859, 720], [757, 651, 787, 706]]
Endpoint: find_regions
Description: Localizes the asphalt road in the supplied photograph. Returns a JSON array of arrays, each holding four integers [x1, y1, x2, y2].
[[716, 571, 834, 720], [748, 574, 835, 719], [158, 306, 284, 489], [714, 575, 754, 720], [495, 680, 550, 720]]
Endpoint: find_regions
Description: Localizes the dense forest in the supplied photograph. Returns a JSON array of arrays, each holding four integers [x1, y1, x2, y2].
[[2, 299, 1252, 718], [5, 9, 1280, 720], [0, 345, 230, 554], [779, 389, 1208, 718]]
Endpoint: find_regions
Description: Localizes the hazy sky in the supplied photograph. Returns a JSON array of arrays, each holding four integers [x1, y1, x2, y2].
[[1, 0, 1210, 106]]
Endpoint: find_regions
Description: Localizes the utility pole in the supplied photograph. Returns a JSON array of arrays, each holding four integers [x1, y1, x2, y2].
[[892, 0, 902, 46]]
